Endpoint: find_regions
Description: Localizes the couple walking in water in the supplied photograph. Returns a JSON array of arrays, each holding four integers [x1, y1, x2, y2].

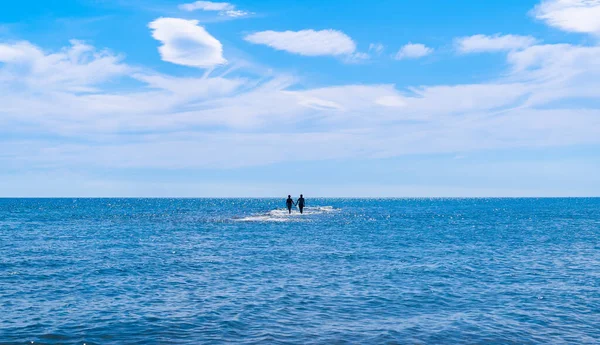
[[286, 195, 305, 214]]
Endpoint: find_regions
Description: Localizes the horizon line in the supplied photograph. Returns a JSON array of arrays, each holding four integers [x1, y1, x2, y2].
[[1, 196, 599, 199]]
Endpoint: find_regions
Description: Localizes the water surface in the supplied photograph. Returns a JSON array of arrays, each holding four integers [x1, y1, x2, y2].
[[1, 198, 599, 344]]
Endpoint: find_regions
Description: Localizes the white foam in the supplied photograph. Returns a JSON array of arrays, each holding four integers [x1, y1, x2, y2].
[[235, 206, 338, 222]]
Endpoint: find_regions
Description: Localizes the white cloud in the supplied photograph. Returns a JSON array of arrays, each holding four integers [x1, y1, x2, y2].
[[507, 43, 600, 77], [0, 41, 38, 62], [222, 9, 248, 17], [178, 1, 250, 17], [179, 1, 232, 11], [1, 38, 600, 175], [375, 95, 406, 107], [148, 18, 226, 68], [532, 0, 600, 34], [456, 34, 538, 53], [394, 43, 433, 60], [244, 29, 357, 57], [506, 44, 600, 107], [0, 40, 128, 92]]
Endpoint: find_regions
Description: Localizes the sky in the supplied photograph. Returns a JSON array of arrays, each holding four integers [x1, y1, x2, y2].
[[1, 0, 599, 197]]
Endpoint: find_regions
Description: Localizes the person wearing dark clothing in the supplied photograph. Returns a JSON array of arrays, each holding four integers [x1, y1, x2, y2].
[[286, 195, 294, 214], [296, 194, 305, 214]]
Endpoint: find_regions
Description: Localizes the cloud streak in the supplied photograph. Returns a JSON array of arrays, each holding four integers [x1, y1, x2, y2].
[[456, 34, 538, 53], [244, 29, 357, 57], [394, 43, 433, 60], [178, 1, 250, 18]]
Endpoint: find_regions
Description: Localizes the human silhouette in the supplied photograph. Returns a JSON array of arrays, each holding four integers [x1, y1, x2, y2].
[[286, 195, 294, 214], [296, 194, 305, 214]]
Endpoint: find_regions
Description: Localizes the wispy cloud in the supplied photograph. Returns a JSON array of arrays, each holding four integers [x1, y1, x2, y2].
[[456, 34, 538, 53], [0, 40, 128, 92], [148, 17, 226, 68], [2, 37, 600, 172], [244, 29, 357, 57], [368, 43, 385, 56], [3, 0, 600, 175], [178, 1, 250, 18], [532, 0, 600, 34], [394, 43, 433, 60]]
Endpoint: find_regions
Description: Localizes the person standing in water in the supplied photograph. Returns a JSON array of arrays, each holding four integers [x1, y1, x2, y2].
[[296, 194, 306, 214], [286, 195, 294, 214]]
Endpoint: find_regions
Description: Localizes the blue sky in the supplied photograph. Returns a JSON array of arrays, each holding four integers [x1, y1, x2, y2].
[[1, 0, 599, 197]]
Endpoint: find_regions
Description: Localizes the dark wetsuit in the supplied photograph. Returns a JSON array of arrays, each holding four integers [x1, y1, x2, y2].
[[297, 197, 305, 214], [286, 198, 294, 214]]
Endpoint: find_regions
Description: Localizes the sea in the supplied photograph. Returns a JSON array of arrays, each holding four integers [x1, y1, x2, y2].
[[0, 198, 599, 344]]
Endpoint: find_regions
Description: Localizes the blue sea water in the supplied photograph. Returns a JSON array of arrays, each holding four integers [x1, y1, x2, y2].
[[1, 198, 599, 344]]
